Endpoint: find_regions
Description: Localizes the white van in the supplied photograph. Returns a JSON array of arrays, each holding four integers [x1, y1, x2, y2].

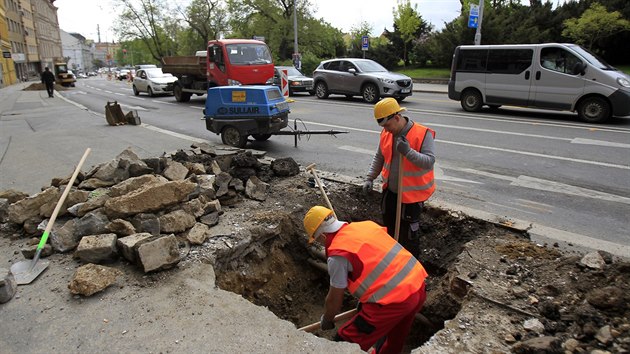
[[447, 43, 630, 123]]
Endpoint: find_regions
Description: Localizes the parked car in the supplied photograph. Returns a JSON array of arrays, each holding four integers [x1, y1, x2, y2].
[[273, 66, 314, 95], [132, 68, 178, 96], [312, 58, 413, 103]]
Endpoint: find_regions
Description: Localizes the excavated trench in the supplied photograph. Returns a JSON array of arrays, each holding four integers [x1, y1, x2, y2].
[[211, 181, 501, 351]]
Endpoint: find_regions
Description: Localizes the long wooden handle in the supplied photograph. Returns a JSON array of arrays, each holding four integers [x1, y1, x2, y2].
[[36, 148, 91, 251], [308, 166, 337, 219], [394, 152, 404, 241], [298, 308, 358, 332]]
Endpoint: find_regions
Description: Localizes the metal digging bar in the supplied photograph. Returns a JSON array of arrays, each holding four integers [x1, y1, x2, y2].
[[269, 118, 348, 147]]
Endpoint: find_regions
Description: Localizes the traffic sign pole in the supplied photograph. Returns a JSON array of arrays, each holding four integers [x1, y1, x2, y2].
[[474, 1, 484, 45]]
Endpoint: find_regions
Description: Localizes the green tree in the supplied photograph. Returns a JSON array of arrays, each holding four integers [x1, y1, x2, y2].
[[392, 0, 421, 66], [112, 0, 178, 61], [562, 3, 630, 50]]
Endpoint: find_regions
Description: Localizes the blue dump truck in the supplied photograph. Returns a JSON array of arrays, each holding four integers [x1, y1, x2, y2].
[[203, 86, 290, 148]]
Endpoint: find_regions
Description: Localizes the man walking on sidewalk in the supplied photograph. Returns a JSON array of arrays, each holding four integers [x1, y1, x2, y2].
[[41, 67, 55, 98]]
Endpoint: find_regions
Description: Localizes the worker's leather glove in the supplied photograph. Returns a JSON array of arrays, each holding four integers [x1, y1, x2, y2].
[[362, 180, 373, 195], [320, 314, 335, 331], [396, 136, 411, 156]]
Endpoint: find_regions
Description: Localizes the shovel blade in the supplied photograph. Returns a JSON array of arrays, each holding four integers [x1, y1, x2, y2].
[[10, 260, 50, 285]]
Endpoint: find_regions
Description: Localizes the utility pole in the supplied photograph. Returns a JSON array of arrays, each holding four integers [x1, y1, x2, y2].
[[474, 0, 484, 45], [292, 0, 300, 70]]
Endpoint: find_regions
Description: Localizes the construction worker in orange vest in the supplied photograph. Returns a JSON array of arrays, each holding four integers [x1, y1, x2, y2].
[[362, 98, 436, 258], [303, 205, 428, 354]]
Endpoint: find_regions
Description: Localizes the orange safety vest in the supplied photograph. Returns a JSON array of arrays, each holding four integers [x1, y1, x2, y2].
[[326, 221, 428, 305], [380, 122, 436, 203]]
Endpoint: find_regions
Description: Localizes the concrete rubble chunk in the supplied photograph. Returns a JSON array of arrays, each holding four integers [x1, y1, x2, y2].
[[184, 162, 206, 175], [214, 172, 232, 198], [578, 251, 606, 270], [105, 219, 136, 236], [245, 176, 268, 201], [131, 213, 160, 236], [162, 160, 189, 181], [181, 198, 206, 218], [76, 189, 111, 217], [49, 219, 80, 253], [587, 286, 624, 310], [117, 232, 153, 262], [159, 210, 196, 233], [0, 198, 8, 223], [39, 189, 90, 218], [200, 211, 219, 227], [109, 174, 167, 197], [186, 223, 210, 245], [75, 233, 118, 264], [75, 210, 110, 238], [271, 157, 300, 176], [90, 147, 145, 184], [595, 325, 613, 344], [8, 187, 59, 224], [0, 267, 17, 303], [103, 180, 196, 216], [511, 336, 562, 354], [78, 178, 116, 190], [0, 189, 29, 204], [68, 263, 123, 296], [523, 318, 544, 333], [20, 243, 53, 259], [137, 234, 180, 273]]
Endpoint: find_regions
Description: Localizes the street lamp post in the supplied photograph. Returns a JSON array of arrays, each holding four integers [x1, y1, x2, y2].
[[293, 0, 300, 70]]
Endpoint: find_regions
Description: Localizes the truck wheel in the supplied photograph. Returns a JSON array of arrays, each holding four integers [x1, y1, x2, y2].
[[221, 126, 247, 148], [174, 84, 191, 102], [461, 89, 483, 112], [577, 96, 611, 123], [252, 134, 271, 141], [315, 82, 329, 99], [362, 83, 379, 103]]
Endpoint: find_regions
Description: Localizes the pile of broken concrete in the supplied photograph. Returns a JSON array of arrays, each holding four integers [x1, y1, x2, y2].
[[0, 143, 300, 301]]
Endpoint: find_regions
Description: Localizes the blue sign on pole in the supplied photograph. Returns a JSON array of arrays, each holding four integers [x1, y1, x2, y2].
[[361, 36, 369, 51], [468, 3, 479, 28]]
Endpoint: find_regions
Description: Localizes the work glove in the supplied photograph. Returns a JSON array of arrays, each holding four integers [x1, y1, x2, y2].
[[396, 136, 411, 156], [320, 314, 335, 331], [362, 180, 373, 195]]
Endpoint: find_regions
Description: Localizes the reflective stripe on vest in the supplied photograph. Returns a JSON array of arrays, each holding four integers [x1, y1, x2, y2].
[[380, 122, 436, 203], [327, 222, 428, 305]]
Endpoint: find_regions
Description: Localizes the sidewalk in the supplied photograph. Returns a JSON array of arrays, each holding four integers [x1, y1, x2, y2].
[[413, 81, 448, 94], [0, 82, 202, 195]]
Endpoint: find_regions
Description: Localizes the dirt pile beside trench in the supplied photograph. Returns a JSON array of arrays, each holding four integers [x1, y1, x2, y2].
[[0, 145, 628, 353]]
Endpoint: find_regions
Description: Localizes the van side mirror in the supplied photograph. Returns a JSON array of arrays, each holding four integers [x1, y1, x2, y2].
[[572, 62, 586, 76]]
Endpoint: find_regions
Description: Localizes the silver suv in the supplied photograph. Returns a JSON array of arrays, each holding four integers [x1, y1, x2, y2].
[[312, 58, 413, 103]]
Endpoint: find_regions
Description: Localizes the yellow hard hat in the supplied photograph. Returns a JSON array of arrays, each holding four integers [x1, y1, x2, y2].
[[303, 206, 334, 243], [374, 97, 406, 120]]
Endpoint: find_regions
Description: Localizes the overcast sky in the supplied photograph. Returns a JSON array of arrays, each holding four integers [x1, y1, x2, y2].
[[54, 0, 463, 42]]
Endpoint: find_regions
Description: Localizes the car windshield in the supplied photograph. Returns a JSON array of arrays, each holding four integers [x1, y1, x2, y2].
[[227, 44, 273, 65], [568, 44, 616, 71], [354, 60, 388, 73], [145, 68, 169, 78], [278, 67, 302, 76]]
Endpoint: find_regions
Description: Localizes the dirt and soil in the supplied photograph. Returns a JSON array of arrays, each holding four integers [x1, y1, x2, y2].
[[1, 150, 629, 353]]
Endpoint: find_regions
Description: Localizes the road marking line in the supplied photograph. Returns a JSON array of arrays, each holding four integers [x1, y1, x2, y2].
[[104, 90, 113, 94], [511, 175, 630, 205], [140, 123, 206, 144], [189, 106, 204, 110], [152, 100, 176, 105], [571, 138, 630, 149], [115, 93, 124, 96], [439, 140, 629, 170]]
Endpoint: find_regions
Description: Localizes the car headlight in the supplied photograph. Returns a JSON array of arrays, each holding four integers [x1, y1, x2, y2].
[[378, 78, 395, 85], [265, 77, 274, 85], [617, 77, 630, 88], [228, 79, 242, 86]]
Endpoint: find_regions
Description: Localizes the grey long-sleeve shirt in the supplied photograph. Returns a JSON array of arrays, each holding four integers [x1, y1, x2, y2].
[[365, 117, 435, 193]]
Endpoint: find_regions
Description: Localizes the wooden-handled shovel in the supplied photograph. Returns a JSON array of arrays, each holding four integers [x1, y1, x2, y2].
[[10, 148, 91, 285]]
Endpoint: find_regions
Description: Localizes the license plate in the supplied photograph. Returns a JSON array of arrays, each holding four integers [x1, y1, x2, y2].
[[401, 88, 411, 93]]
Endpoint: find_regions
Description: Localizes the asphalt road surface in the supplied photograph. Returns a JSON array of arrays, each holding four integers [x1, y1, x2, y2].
[[61, 77, 630, 258]]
